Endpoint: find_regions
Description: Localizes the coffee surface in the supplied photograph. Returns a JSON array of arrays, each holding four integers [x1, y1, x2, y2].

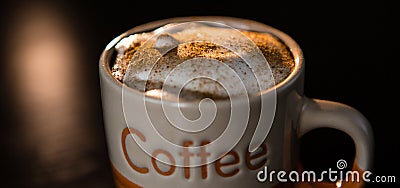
[[112, 24, 294, 100]]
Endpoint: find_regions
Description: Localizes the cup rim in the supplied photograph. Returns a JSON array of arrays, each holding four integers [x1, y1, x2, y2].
[[99, 16, 304, 106]]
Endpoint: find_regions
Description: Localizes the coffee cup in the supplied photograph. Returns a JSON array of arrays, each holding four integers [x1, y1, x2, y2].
[[99, 16, 373, 188]]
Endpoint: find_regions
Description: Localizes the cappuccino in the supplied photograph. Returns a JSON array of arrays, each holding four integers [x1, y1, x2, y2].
[[101, 17, 373, 188], [111, 23, 294, 99]]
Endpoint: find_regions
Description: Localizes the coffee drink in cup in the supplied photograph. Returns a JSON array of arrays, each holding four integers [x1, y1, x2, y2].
[[111, 23, 295, 100], [99, 17, 373, 188]]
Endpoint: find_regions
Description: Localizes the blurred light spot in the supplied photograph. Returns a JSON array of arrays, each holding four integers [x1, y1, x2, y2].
[[336, 179, 343, 188], [7, 2, 96, 184]]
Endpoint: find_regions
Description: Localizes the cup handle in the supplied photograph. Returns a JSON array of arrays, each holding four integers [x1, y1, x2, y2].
[[298, 98, 374, 171]]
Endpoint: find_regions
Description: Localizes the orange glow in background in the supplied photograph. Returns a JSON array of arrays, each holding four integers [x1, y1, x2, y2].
[[3, 2, 112, 187]]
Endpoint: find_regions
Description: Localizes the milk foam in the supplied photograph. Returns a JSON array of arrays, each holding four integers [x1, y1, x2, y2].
[[112, 23, 294, 99]]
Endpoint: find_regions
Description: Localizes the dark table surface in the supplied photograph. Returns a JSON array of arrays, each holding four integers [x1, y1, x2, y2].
[[0, 1, 397, 188]]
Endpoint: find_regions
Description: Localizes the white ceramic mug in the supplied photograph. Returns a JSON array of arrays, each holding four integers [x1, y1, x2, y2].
[[99, 16, 373, 188]]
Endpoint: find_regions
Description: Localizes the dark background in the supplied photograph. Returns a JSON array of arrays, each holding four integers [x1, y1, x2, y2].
[[0, 0, 397, 187]]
